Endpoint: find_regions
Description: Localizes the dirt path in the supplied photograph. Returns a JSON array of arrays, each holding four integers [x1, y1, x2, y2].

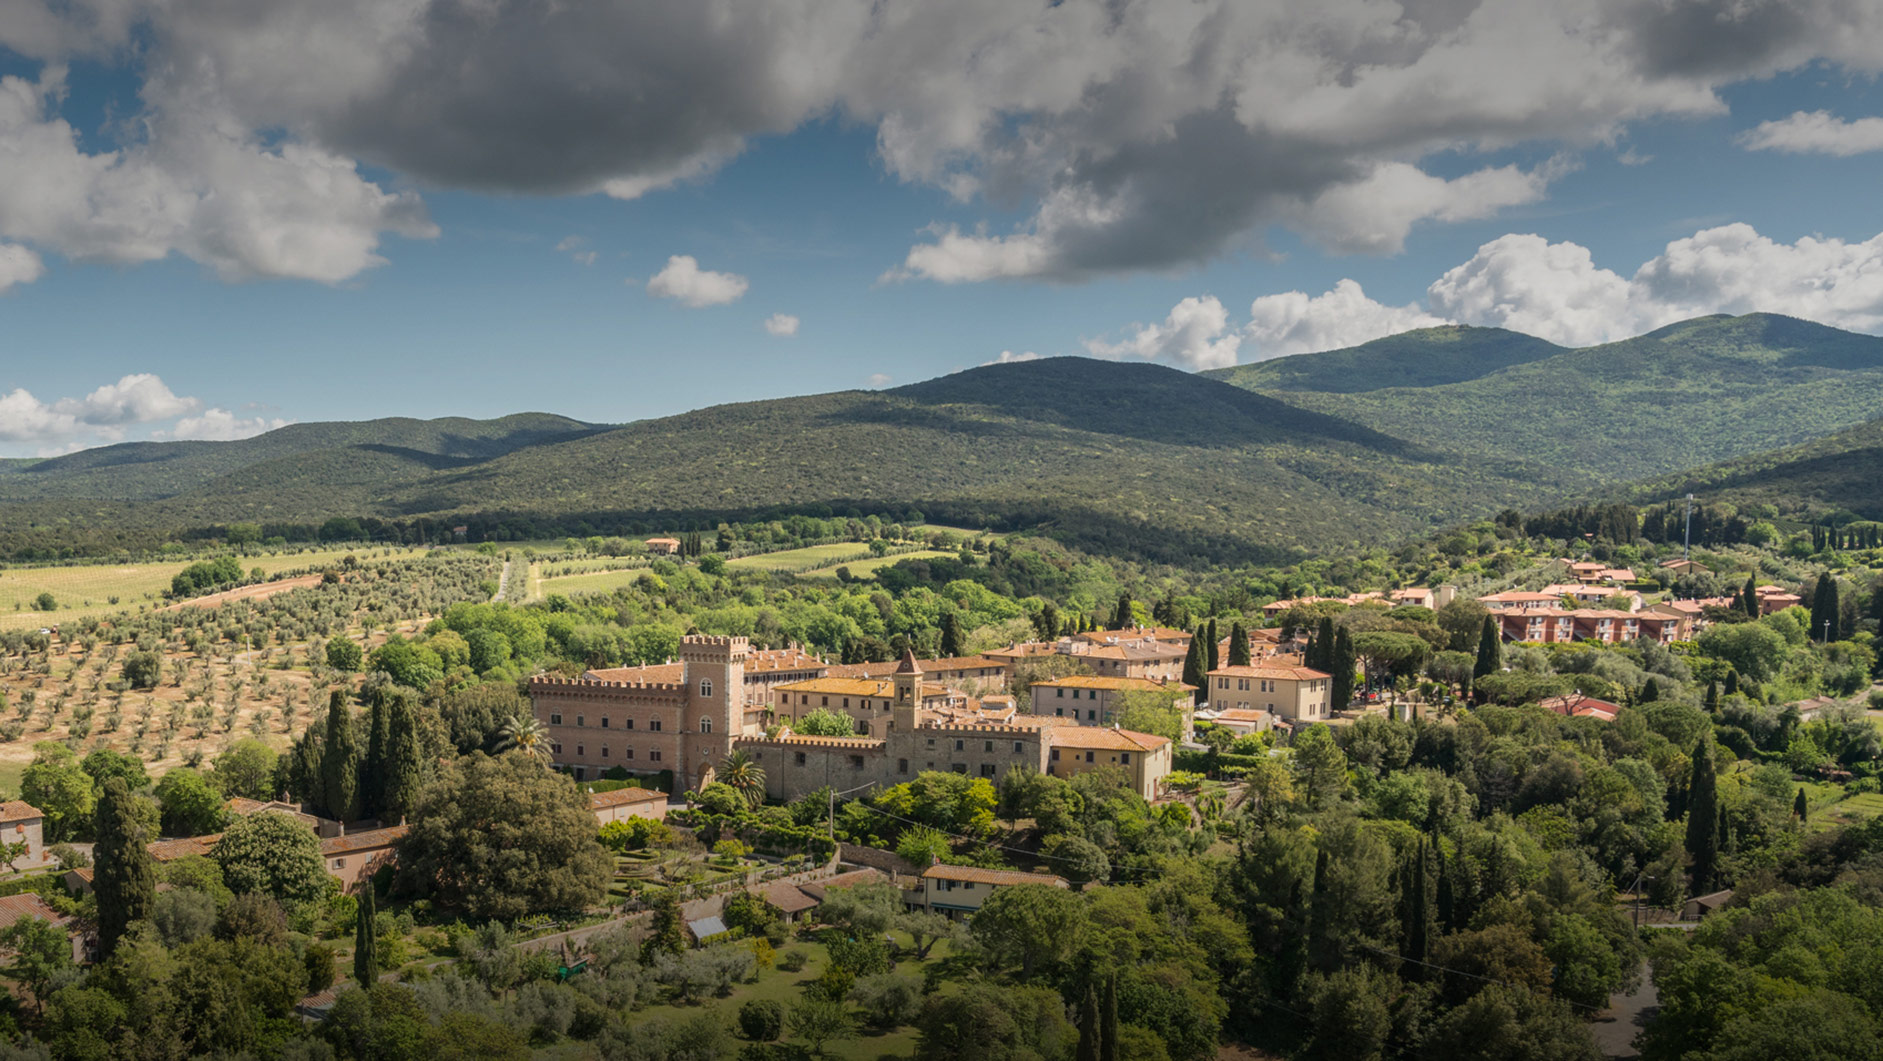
[[161, 574, 324, 612], [495, 558, 513, 601], [1593, 961, 1657, 1058]]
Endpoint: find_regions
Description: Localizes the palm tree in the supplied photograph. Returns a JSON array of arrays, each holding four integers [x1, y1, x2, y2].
[[718, 750, 767, 809], [497, 714, 551, 763]]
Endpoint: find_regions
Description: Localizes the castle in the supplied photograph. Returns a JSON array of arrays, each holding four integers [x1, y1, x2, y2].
[[527, 635, 1174, 800]]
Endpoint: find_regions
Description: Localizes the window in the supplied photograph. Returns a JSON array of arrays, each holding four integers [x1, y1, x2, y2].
[[334, 857, 346, 869], [549, 713, 563, 725], [625, 748, 635, 760], [1013, 742, 1024, 754], [954, 739, 965, 751], [1055, 708, 1065, 717], [821, 696, 829, 707], [700, 717, 713, 733], [698, 679, 714, 698], [576, 715, 585, 727], [649, 750, 662, 762], [842, 698, 850, 708], [898, 758, 909, 774], [951, 763, 967, 774], [576, 745, 585, 756], [552, 743, 562, 754], [624, 718, 634, 730], [573, 767, 586, 780], [1084, 751, 1094, 763], [984, 741, 994, 753], [649, 719, 662, 732], [1218, 677, 1228, 689], [801, 695, 810, 705], [1056, 688, 1065, 698], [601, 717, 609, 728], [926, 738, 936, 748], [1086, 710, 1096, 721], [980, 763, 996, 778], [1050, 749, 1060, 761], [1120, 752, 1131, 765], [849, 755, 864, 769], [602, 746, 611, 758]]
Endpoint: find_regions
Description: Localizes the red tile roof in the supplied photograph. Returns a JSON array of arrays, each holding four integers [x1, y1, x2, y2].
[[148, 835, 220, 861], [582, 663, 686, 684], [319, 825, 408, 856], [590, 787, 668, 810], [0, 893, 67, 931], [1048, 727, 1171, 752], [1208, 664, 1331, 681], [0, 801, 43, 822], [922, 864, 1068, 888]]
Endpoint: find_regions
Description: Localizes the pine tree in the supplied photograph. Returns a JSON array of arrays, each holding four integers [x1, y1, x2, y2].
[[1111, 594, 1134, 630], [1331, 627, 1357, 712], [1205, 619, 1220, 672], [93, 777, 155, 960], [1076, 985, 1101, 1061], [1473, 616, 1501, 683], [355, 884, 378, 985], [1228, 621, 1252, 667], [1685, 736, 1719, 896], [1099, 974, 1119, 1061], [321, 692, 362, 824], [382, 693, 423, 822]]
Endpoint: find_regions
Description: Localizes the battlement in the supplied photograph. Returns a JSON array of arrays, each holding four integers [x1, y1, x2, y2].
[[919, 722, 1045, 739], [678, 634, 750, 662], [529, 676, 688, 695], [735, 735, 887, 751]]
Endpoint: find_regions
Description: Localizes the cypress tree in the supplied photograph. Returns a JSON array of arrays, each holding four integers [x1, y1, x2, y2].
[[1099, 974, 1119, 1061], [1331, 627, 1357, 713], [1228, 621, 1252, 667], [1307, 847, 1334, 972], [1111, 594, 1134, 630], [939, 611, 964, 658], [354, 884, 377, 985], [1312, 616, 1336, 672], [1794, 787, 1809, 821], [321, 691, 362, 824], [1076, 985, 1101, 1061], [1704, 680, 1720, 714], [1742, 574, 1759, 617], [1810, 574, 1839, 642], [363, 690, 391, 818], [382, 692, 424, 822], [93, 777, 155, 960], [1182, 634, 1209, 706], [1724, 669, 1739, 696], [1205, 619, 1220, 672], [1685, 736, 1720, 896], [1717, 801, 1731, 854], [1402, 838, 1430, 981], [1642, 677, 1662, 704], [1473, 616, 1501, 682], [1433, 834, 1458, 932]]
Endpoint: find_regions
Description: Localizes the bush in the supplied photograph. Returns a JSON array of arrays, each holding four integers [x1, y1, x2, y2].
[[326, 638, 364, 672], [121, 650, 162, 690], [739, 999, 785, 1041], [780, 948, 809, 973]]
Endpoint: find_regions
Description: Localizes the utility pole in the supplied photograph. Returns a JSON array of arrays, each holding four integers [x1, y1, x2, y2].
[[1682, 493, 1694, 561]]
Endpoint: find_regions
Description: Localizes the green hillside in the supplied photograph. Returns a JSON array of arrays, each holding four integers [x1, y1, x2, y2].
[[1213, 313, 1883, 482], [1639, 416, 1883, 520], [1205, 325, 1564, 393], [0, 412, 603, 501]]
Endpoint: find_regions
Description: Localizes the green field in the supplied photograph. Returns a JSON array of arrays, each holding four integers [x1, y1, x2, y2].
[[798, 550, 957, 580], [536, 567, 661, 598], [1804, 788, 1883, 832], [726, 543, 886, 573], [0, 545, 425, 629]]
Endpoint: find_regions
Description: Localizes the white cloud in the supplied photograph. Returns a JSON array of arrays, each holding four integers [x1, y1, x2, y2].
[[156, 408, 291, 442], [1245, 280, 1447, 360], [866, 373, 892, 387], [1084, 295, 1241, 371], [645, 254, 748, 307], [52, 373, 199, 425], [555, 235, 598, 265], [763, 312, 799, 337], [0, 388, 77, 442], [0, 242, 44, 291], [1154, 221, 1883, 366], [983, 350, 1041, 366], [1285, 161, 1561, 256], [1738, 110, 1883, 156]]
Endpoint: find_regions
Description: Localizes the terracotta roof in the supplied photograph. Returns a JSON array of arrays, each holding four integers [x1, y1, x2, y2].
[[590, 788, 668, 810], [1049, 727, 1171, 752], [0, 801, 43, 822], [745, 648, 826, 675], [922, 864, 1069, 888], [1480, 591, 1567, 603], [582, 662, 685, 684], [1538, 694, 1622, 720], [0, 893, 68, 931], [777, 676, 896, 698], [1030, 675, 1190, 692], [65, 867, 94, 883], [1082, 643, 1186, 662], [1073, 627, 1191, 644], [1213, 708, 1273, 723], [980, 642, 1062, 660], [319, 825, 408, 856], [801, 868, 888, 900], [895, 648, 922, 675], [1208, 664, 1330, 681], [829, 655, 1004, 678], [645, 538, 680, 546], [148, 835, 219, 861]]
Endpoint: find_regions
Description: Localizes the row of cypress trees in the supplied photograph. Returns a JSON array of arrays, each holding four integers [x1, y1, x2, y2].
[[287, 689, 425, 824]]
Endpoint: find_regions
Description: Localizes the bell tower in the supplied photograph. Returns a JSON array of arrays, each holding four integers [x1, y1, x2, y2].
[[680, 635, 749, 790], [891, 648, 922, 734]]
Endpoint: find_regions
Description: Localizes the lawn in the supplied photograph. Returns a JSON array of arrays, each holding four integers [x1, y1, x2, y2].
[[726, 543, 887, 573], [1808, 790, 1883, 832], [537, 567, 659, 598], [798, 551, 957, 581], [0, 545, 424, 630]]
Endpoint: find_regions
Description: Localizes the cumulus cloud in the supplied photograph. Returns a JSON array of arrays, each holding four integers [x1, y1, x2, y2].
[[4, 0, 1883, 286], [866, 373, 892, 387], [0, 242, 44, 291], [155, 408, 291, 442], [1245, 280, 1447, 360], [763, 312, 800, 336], [1738, 110, 1883, 156], [645, 254, 749, 307], [1133, 221, 1883, 368], [1084, 295, 1241, 370], [983, 350, 1041, 366], [0, 372, 235, 449]]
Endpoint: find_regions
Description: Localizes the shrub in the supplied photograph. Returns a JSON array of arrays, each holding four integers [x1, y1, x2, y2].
[[739, 999, 786, 1041], [326, 639, 364, 672], [779, 948, 809, 973]]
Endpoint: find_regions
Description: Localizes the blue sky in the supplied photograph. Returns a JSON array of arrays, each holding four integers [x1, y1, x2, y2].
[[3, 2, 1883, 455]]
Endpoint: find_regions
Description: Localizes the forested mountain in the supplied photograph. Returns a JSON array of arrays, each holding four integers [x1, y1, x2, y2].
[[1211, 313, 1883, 483], [9, 314, 1883, 564], [1638, 415, 1883, 520]]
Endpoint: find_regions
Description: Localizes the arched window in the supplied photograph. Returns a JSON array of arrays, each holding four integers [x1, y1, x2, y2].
[[700, 679, 714, 698], [700, 716, 713, 734]]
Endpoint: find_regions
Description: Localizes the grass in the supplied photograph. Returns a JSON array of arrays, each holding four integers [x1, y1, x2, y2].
[[0, 545, 425, 630], [798, 551, 957, 581], [726, 543, 889, 572], [1808, 790, 1883, 832], [538, 567, 659, 597]]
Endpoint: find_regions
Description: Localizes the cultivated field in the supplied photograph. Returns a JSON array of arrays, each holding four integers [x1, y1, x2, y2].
[[0, 546, 425, 630], [797, 549, 957, 579]]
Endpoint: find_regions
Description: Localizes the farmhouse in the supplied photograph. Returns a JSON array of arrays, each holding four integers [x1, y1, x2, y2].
[[910, 864, 1070, 920], [644, 537, 682, 555], [320, 825, 408, 890], [1206, 663, 1333, 724], [589, 786, 670, 825], [0, 802, 49, 871]]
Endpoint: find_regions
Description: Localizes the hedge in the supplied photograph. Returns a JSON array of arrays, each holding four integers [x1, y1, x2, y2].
[[0, 872, 67, 899]]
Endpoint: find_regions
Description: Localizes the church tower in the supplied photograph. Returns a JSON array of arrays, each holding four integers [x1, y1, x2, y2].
[[891, 648, 922, 734]]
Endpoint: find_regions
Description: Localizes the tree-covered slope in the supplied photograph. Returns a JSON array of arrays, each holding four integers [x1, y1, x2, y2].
[[1204, 325, 1565, 393], [1214, 313, 1883, 483], [0, 412, 603, 501], [1636, 415, 1883, 520]]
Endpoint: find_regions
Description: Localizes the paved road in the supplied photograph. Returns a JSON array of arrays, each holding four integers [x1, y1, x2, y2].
[[1593, 961, 1658, 1059]]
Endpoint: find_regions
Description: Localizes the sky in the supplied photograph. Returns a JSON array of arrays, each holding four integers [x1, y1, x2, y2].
[[2, 1, 1883, 456]]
